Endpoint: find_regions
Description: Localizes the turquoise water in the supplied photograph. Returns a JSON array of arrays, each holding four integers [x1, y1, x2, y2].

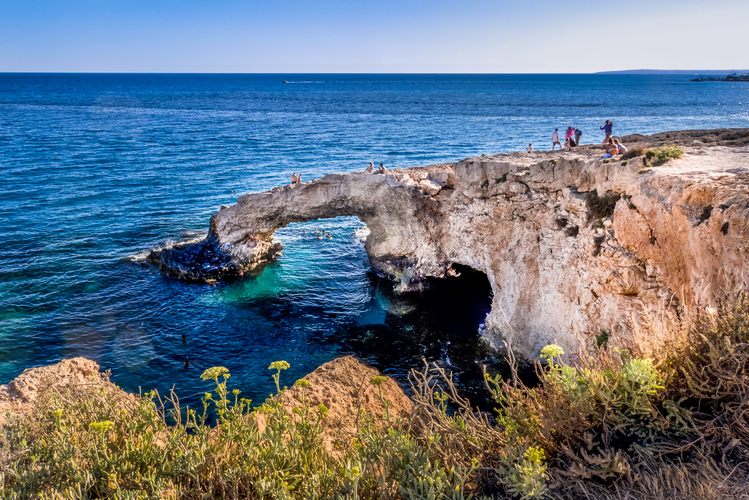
[[1, 74, 747, 408]]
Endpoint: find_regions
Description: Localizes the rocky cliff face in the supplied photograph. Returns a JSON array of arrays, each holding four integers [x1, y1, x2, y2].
[[149, 129, 749, 358]]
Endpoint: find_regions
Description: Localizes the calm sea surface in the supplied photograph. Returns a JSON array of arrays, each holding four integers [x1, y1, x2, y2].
[[1, 74, 747, 408]]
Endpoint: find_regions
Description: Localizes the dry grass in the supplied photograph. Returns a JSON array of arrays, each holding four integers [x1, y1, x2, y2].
[[402, 293, 749, 500], [2, 294, 748, 499], [620, 146, 647, 161], [586, 191, 620, 222]]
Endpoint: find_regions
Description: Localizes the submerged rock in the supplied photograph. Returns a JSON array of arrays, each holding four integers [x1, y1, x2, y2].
[[148, 129, 749, 358]]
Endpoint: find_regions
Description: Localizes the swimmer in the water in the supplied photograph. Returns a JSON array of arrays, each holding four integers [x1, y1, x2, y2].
[[321, 229, 325, 235], [315, 227, 319, 233], [327, 233, 332, 239], [302, 229, 306, 234], [317, 234, 322, 239]]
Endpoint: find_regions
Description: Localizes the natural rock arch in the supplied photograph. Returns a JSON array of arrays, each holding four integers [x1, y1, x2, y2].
[[149, 129, 749, 358], [149, 167, 456, 285]]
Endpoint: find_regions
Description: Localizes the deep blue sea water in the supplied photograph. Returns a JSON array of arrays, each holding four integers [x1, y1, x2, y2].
[[1, 74, 747, 409]]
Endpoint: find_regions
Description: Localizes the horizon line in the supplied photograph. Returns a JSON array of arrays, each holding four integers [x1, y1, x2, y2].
[[1, 70, 747, 75]]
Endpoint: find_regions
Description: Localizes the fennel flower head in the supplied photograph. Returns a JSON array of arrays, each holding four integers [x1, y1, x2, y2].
[[540, 344, 564, 361], [201, 366, 230, 381], [268, 360, 290, 371]]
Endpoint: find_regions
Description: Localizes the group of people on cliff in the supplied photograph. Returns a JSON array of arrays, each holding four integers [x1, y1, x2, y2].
[[550, 126, 583, 151], [290, 161, 388, 185], [526, 120, 625, 157], [364, 162, 387, 174]]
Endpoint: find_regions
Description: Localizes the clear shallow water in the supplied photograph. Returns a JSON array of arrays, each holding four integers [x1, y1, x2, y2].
[[1, 74, 747, 409]]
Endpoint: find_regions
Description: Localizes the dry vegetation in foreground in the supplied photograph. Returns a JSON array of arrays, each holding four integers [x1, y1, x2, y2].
[[1, 294, 748, 499]]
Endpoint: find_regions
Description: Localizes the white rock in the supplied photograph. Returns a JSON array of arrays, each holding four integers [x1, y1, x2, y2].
[[418, 180, 442, 196]]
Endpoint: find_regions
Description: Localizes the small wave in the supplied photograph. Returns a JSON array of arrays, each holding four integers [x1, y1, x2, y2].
[[127, 231, 208, 262], [354, 226, 370, 242]]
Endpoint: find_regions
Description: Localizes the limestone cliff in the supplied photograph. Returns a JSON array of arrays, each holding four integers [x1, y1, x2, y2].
[[149, 129, 749, 358]]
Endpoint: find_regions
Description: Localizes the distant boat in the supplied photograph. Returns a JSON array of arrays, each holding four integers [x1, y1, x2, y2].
[[282, 80, 289, 83]]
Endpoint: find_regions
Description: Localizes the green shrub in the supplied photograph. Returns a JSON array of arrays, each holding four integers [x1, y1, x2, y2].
[[1, 363, 339, 499], [645, 145, 684, 166]]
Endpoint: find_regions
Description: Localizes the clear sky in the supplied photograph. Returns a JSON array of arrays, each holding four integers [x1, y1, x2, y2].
[[1, 0, 747, 73]]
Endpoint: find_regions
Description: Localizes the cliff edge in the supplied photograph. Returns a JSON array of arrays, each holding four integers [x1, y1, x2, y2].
[[148, 129, 749, 358]]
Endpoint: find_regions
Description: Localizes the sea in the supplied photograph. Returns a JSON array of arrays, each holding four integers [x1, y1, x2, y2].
[[1, 73, 747, 410]]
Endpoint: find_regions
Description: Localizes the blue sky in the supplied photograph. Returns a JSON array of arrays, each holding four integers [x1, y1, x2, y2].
[[1, 0, 747, 73]]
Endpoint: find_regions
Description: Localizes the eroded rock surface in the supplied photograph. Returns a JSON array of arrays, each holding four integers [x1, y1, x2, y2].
[[149, 129, 749, 357]]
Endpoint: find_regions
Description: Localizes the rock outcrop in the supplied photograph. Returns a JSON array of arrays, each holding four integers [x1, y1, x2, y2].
[[149, 129, 749, 358], [278, 356, 412, 457], [0, 357, 138, 427], [1, 356, 412, 456]]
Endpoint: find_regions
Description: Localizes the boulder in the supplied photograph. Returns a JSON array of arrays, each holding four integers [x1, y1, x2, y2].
[[419, 179, 442, 196], [280, 356, 412, 457]]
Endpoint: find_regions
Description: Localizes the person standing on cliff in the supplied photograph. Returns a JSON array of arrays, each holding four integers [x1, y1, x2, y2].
[[552, 129, 561, 151], [564, 126, 575, 144], [291, 173, 297, 184], [600, 120, 613, 143], [527, 144, 533, 153]]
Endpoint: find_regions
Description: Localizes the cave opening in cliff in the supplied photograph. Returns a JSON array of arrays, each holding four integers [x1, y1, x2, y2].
[[326, 262, 499, 409]]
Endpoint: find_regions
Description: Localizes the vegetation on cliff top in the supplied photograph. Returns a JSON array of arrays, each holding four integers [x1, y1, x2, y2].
[[1, 294, 748, 499], [621, 144, 684, 166]]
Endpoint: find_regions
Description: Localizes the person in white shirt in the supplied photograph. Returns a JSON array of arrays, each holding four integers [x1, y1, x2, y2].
[[527, 144, 533, 153], [551, 129, 561, 151]]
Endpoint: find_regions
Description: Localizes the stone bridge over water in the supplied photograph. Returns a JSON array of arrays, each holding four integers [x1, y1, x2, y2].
[[149, 129, 749, 357]]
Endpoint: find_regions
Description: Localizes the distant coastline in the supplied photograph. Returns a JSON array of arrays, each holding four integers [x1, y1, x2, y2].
[[596, 69, 749, 75], [691, 73, 749, 82]]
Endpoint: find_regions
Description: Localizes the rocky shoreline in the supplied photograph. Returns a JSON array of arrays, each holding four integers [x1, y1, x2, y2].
[[148, 128, 749, 358]]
